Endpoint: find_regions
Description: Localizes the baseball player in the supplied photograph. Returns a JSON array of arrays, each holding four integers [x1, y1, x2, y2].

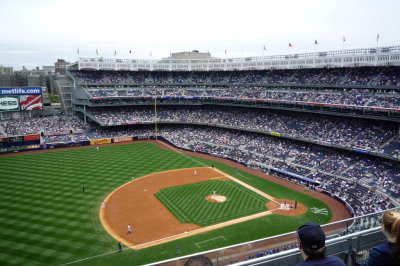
[[128, 224, 132, 234], [194, 169, 197, 176]]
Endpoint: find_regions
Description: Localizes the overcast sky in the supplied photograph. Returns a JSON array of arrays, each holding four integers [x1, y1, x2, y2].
[[0, 0, 399, 70]]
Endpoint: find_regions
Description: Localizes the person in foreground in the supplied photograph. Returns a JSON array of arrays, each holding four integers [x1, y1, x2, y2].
[[366, 210, 400, 266], [184, 255, 212, 266], [294, 222, 346, 266]]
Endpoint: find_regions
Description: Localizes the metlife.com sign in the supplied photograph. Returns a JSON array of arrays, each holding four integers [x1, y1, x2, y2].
[[0, 87, 42, 95]]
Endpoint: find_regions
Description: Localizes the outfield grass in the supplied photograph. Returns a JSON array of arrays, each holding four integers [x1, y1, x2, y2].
[[0, 143, 332, 265], [155, 180, 268, 226]]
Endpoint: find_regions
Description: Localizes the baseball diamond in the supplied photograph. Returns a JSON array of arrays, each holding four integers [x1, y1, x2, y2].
[[100, 166, 312, 251], [0, 141, 350, 265]]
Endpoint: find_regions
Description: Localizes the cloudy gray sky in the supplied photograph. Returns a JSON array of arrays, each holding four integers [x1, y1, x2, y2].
[[0, 0, 399, 70]]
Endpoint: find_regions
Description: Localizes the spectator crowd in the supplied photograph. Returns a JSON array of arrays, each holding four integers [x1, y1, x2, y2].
[[0, 115, 87, 137], [81, 106, 400, 158], [1, 114, 399, 217], [70, 66, 400, 87]]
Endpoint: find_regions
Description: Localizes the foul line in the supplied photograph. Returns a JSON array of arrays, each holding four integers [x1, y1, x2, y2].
[[195, 236, 227, 248], [58, 249, 123, 266], [212, 168, 280, 204], [131, 209, 275, 250], [157, 141, 281, 205], [157, 140, 211, 168]]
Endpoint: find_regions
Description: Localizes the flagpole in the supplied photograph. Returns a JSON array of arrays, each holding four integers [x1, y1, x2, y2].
[[341, 36, 345, 67], [342, 37, 345, 52], [376, 32, 379, 50], [313, 42, 316, 68], [77, 48, 80, 68], [375, 32, 379, 66]]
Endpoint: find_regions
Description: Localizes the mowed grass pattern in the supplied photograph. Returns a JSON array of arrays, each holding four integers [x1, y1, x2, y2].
[[155, 180, 268, 226], [0, 142, 332, 265], [0, 143, 203, 266]]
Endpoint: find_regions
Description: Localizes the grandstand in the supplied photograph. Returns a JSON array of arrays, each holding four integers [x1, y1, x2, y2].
[[1, 45, 400, 265]]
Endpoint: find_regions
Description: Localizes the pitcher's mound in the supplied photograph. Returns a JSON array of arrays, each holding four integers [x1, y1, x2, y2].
[[206, 194, 227, 203]]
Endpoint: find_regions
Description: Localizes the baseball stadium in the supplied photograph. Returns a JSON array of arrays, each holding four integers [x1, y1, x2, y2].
[[1, 46, 400, 266]]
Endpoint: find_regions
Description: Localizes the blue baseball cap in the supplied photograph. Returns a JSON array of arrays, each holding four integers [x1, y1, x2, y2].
[[297, 222, 326, 250]]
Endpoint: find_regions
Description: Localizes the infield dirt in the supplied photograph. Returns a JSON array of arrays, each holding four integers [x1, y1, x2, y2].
[[4, 140, 351, 253]]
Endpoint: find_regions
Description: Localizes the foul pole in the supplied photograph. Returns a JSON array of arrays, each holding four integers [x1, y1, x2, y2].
[[154, 86, 158, 139]]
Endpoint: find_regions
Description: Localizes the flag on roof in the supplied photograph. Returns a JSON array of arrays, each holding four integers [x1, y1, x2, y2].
[[96, 49, 98, 55], [315, 40, 318, 45], [343, 36, 346, 42], [377, 32, 380, 42], [289, 43, 293, 47]]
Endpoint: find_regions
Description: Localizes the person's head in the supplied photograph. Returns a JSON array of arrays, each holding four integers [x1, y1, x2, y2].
[[381, 210, 400, 259], [184, 255, 212, 266], [297, 222, 326, 259]]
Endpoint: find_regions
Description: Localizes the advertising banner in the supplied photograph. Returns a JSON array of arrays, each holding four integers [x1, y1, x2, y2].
[[270, 132, 281, 137], [0, 96, 19, 111], [90, 138, 112, 145], [113, 137, 132, 143], [8, 136, 24, 142], [19, 95, 43, 110], [0, 87, 42, 95], [24, 134, 41, 141], [133, 136, 155, 141]]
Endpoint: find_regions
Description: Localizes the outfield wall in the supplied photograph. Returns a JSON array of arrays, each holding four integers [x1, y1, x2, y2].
[[0, 134, 41, 153]]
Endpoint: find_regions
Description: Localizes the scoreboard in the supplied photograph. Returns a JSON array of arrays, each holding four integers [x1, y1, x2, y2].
[[0, 87, 43, 112]]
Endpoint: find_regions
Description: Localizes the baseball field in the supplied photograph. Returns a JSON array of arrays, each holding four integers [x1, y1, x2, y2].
[[0, 141, 349, 265]]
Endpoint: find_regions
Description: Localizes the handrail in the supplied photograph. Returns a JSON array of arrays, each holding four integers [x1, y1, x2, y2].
[[146, 207, 399, 265]]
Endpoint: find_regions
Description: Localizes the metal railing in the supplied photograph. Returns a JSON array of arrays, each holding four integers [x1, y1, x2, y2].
[[148, 207, 399, 266]]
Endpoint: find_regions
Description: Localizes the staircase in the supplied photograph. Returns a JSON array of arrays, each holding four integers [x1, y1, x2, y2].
[[379, 134, 399, 151], [0, 124, 6, 137], [367, 69, 384, 86], [348, 130, 365, 146]]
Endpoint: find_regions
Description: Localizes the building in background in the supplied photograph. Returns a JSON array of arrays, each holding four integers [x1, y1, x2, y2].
[[0, 65, 13, 75], [42, 66, 55, 75], [162, 50, 214, 60], [55, 59, 69, 75]]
